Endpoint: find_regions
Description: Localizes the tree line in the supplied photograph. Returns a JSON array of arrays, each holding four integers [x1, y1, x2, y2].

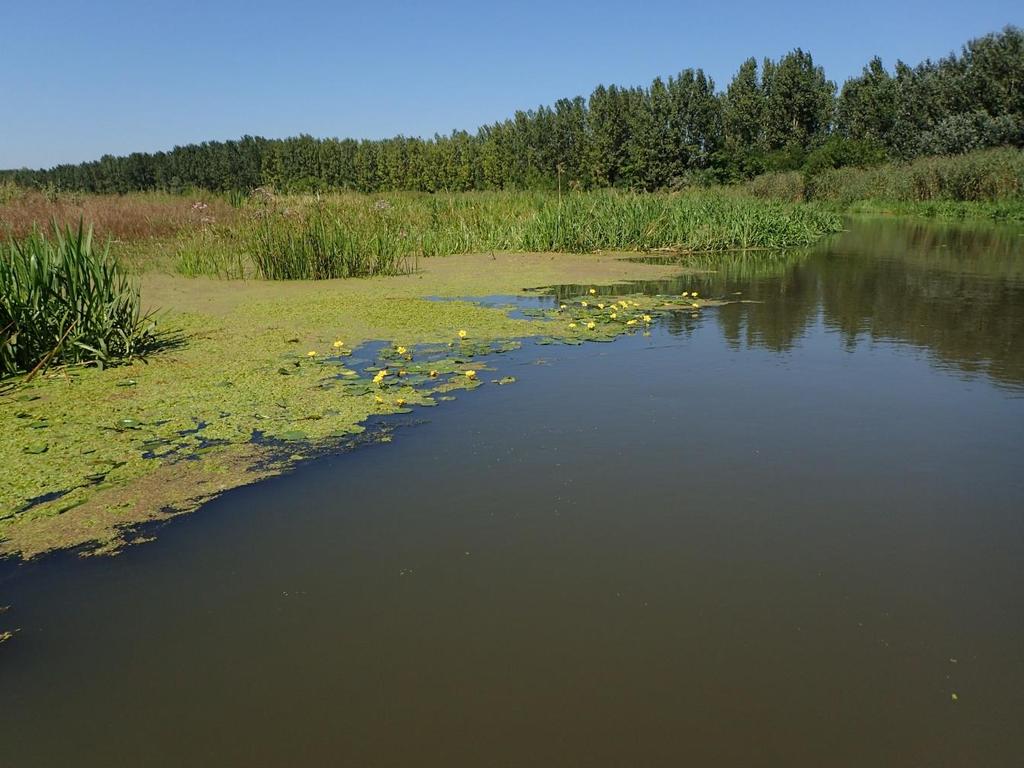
[[3, 26, 1021, 194]]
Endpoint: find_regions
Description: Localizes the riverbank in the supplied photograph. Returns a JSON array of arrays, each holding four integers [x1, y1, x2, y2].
[[744, 147, 1024, 223]]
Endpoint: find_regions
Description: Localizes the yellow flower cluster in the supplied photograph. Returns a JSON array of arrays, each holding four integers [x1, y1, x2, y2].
[[565, 294, 678, 335]]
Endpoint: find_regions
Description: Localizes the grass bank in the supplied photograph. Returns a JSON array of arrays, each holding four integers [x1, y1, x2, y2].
[[175, 190, 840, 278], [745, 147, 1024, 222], [4, 188, 843, 277], [838, 198, 1024, 223]]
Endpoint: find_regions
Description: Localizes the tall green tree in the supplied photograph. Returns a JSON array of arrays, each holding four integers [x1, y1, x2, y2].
[[723, 57, 766, 176], [837, 57, 896, 145], [761, 49, 835, 156]]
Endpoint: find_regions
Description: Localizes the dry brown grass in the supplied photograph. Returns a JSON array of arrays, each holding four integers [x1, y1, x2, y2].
[[0, 188, 237, 242]]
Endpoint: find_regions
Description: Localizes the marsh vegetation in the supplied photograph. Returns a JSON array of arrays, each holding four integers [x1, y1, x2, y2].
[[0, 223, 160, 378], [747, 147, 1024, 221], [0, 188, 841, 378]]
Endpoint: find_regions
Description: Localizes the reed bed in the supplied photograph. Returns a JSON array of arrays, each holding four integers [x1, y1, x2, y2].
[[1, 223, 159, 377], [746, 147, 1024, 206], [0, 187, 237, 242], [175, 190, 841, 279], [175, 225, 249, 279], [520, 192, 839, 252], [4, 186, 843, 282], [247, 201, 416, 279]]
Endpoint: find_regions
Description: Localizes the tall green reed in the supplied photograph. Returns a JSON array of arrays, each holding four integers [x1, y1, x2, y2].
[[1, 222, 159, 378], [176, 190, 841, 280], [520, 191, 842, 252], [247, 201, 414, 280]]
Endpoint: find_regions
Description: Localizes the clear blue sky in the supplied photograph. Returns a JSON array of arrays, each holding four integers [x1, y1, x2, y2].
[[3, 0, 1020, 169]]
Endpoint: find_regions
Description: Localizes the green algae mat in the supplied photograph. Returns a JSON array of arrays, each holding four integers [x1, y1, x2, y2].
[[1, 251, 726, 558]]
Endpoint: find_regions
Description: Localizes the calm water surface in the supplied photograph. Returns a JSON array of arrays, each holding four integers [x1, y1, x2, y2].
[[2, 218, 1023, 766]]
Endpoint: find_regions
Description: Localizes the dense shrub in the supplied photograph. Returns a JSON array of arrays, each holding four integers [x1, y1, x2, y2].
[[806, 147, 1024, 203], [745, 172, 805, 203]]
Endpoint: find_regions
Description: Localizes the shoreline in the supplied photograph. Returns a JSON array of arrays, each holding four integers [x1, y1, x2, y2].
[[1, 251, 700, 559]]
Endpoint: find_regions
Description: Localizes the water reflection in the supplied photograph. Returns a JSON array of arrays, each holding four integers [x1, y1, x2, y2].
[[563, 218, 1024, 390]]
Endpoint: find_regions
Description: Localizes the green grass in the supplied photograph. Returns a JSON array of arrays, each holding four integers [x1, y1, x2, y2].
[[175, 225, 249, 279], [519, 191, 839, 252], [747, 147, 1024, 206], [840, 198, 1024, 224], [248, 201, 417, 280], [174, 190, 842, 279], [743, 147, 1024, 223], [805, 147, 1024, 204], [1, 222, 160, 378]]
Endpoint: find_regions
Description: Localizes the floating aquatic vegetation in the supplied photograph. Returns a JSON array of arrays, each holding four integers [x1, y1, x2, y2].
[[0, 251, 736, 558]]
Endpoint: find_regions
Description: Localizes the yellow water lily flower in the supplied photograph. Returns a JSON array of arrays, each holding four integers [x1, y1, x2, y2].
[[581, 301, 588, 308], [681, 292, 689, 298], [458, 329, 468, 339], [373, 369, 388, 384], [642, 314, 652, 323], [588, 288, 597, 295], [691, 291, 699, 298], [465, 370, 477, 380], [586, 321, 596, 330], [691, 303, 700, 308], [396, 346, 407, 355], [610, 312, 618, 319], [559, 304, 567, 310], [626, 319, 637, 326], [597, 303, 605, 309], [429, 370, 439, 378], [395, 398, 406, 407], [306, 350, 317, 357], [568, 322, 578, 329], [374, 395, 384, 404], [332, 340, 344, 349]]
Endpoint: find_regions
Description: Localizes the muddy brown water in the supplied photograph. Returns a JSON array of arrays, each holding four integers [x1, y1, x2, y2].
[[2, 217, 1023, 766]]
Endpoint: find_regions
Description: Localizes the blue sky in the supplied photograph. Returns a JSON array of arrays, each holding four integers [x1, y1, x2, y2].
[[2, 0, 1020, 169]]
